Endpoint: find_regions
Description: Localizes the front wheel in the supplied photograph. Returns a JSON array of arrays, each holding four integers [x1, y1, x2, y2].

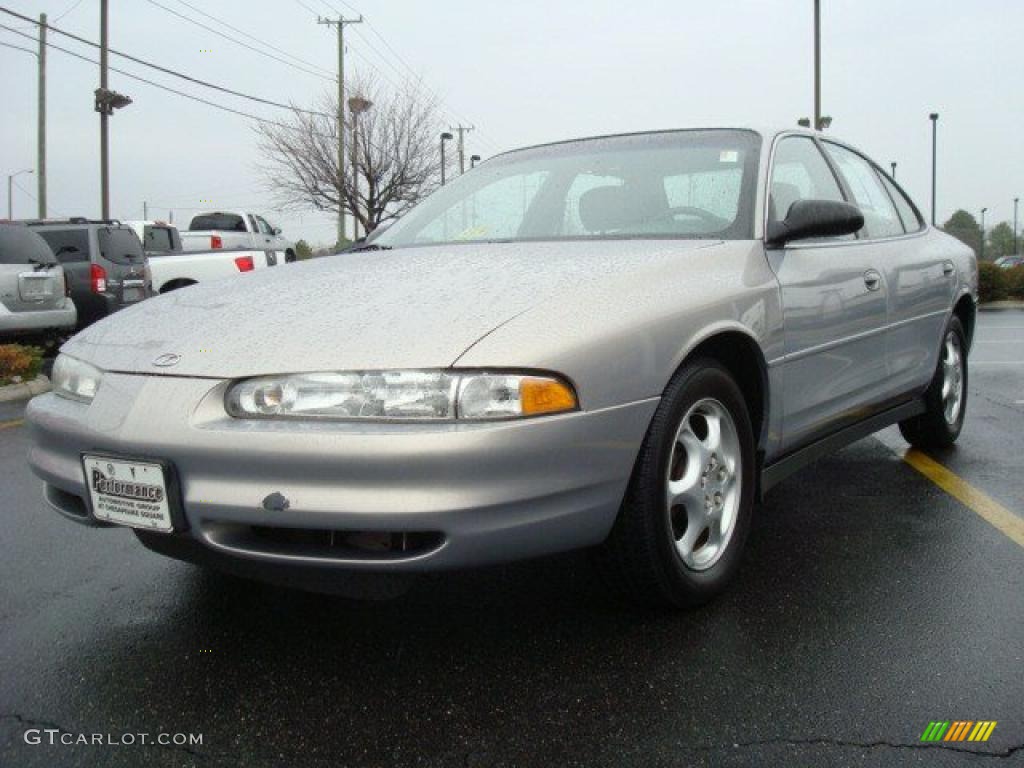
[[899, 316, 968, 449], [595, 360, 756, 607]]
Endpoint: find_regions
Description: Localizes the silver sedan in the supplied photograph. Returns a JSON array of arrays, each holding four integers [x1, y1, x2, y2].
[[26, 127, 976, 606]]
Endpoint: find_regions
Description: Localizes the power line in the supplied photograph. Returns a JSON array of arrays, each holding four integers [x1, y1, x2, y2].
[[0, 23, 389, 154], [0, 38, 35, 56], [52, 0, 85, 24], [169, 0, 335, 78], [0, 7, 333, 118], [138, 0, 331, 82]]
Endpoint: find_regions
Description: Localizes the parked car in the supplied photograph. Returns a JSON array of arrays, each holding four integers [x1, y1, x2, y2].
[[25, 219, 152, 331], [123, 219, 276, 293], [0, 224, 76, 342], [180, 210, 295, 263], [26, 127, 976, 607], [994, 255, 1023, 269]]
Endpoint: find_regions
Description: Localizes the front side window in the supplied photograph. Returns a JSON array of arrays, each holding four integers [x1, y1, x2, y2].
[[823, 143, 904, 239], [375, 130, 761, 248], [769, 136, 845, 222], [256, 216, 274, 235]]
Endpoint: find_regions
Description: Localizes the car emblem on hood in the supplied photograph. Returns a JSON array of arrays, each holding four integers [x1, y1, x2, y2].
[[152, 353, 182, 368]]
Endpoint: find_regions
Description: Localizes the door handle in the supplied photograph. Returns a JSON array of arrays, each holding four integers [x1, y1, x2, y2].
[[942, 261, 955, 276], [863, 270, 882, 291]]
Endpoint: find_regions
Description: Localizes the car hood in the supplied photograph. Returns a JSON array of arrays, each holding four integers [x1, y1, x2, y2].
[[63, 240, 720, 378]]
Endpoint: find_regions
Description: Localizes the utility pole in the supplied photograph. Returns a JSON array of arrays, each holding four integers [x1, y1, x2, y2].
[[37, 12, 46, 218], [143, 201, 148, 220], [813, 0, 821, 132], [99, 0, 109, 219], [451, 124, 474, 175], [318, 14, 362, 245]]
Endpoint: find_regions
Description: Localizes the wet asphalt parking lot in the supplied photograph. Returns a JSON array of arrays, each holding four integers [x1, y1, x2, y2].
[[0, 309, 1022, 768]]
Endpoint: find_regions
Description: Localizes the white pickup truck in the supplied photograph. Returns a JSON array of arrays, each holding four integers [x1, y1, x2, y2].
[[124, 220, 282, 293], [179, 211, 296, 263]]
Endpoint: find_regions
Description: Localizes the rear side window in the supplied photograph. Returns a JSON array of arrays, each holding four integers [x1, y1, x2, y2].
[[33, 228, 90, 263], [823, 143, 904, 239], [190, 213, 246, 232], [878, 172, 923, 233], [144, 225, 176, 252], [97, 227, 144, 265], [0, 226, 57, 265]]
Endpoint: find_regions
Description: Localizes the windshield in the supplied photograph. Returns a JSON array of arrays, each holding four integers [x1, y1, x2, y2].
[[376, 130, 761, 249], [97, 227, 145, 265]]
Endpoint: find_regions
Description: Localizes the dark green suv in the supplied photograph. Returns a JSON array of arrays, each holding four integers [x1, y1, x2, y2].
[[26, 219, 152, 330]]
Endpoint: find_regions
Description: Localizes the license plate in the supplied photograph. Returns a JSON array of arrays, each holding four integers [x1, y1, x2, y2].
[[19, 273, 53, 300], [82, 455, 174, 532], [122, 287, 143, 303]]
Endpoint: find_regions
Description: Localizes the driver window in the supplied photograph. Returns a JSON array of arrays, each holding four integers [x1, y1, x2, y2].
[[769, 137, 845, 224], [256, 217, 273, 235]]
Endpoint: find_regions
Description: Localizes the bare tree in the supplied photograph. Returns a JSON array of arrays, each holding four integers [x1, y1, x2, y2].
[[256, 76, 444, 238]]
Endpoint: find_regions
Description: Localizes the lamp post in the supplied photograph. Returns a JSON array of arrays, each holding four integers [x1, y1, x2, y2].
[[470, 154, 481, 169], [1014, 197, 1019, 256], [890, 161, 897, 180], [347, 95, 372, 240], [440, 132, 453, 185], [980, 207, 987, 261], [929, 113, 939, 226], [6, 169, 34, 219]]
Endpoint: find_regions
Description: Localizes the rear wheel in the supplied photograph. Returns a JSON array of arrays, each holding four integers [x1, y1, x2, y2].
[[899, 316, 968, 449], [595, 360, 756, 607]]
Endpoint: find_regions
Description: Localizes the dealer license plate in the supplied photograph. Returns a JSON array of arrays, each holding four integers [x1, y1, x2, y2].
[[82, 455, 174, 532]]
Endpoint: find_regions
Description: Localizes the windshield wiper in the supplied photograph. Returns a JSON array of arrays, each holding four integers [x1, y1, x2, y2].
[[29, 257, 58, 271]]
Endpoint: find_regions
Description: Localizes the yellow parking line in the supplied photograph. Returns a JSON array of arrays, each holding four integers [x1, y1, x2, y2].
[[903, 449, 1024, 549], [0, 419, 25, 431]]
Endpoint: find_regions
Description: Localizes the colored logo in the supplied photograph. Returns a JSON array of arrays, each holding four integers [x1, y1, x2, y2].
[[921, 721, 997, 742]]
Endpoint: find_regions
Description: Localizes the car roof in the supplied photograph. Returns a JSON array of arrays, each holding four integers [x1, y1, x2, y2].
[[489, 126, 823, 160]]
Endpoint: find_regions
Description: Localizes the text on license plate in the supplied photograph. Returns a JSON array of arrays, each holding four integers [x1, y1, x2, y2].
[[82, 455, 173, 532]]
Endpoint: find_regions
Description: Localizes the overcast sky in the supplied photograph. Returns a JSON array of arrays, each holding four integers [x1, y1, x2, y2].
[[2, 0, 1021, 246]]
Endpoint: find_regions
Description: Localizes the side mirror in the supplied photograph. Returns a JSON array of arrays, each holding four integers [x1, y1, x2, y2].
[[766, 199, 864, 247], [273, 227, 282, 235]]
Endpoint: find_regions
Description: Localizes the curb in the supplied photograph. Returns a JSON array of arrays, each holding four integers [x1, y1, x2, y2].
[[980, 300, 1024, 310], [0, 375, 51, 403]]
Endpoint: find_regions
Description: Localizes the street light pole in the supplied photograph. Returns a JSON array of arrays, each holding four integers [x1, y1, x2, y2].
[[980, 207, 987, 261], [890, 161, 897, 180], [470, 155, 481, 169], [813, 0, 821, 132], [99, 0, 109, 219], [7, 169, 34, 219], [347, 96, 372, 241], [929, 113, 939, 226], [440, 132, 453, 185]]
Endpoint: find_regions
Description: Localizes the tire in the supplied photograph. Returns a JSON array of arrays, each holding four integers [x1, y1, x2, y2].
[[898, 316, 968, 450], [595, 359, 756, 607]]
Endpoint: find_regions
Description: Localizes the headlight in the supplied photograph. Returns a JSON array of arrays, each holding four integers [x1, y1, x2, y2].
[[52, 354, 103, 404], [225, 370, 578, 421]]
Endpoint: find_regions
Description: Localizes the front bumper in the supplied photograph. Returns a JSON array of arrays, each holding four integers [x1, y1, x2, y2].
[[26, 372, 657, 572]]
